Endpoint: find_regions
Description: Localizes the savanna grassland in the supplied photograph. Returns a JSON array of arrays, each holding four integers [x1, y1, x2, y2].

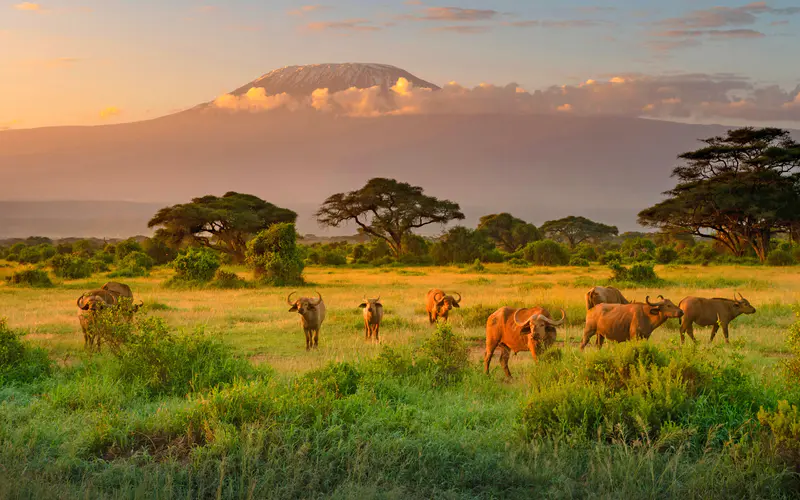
[[1, 262, 800, 499]]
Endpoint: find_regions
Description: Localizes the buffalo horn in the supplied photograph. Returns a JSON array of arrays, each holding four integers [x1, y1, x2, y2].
[[287, 292, 297, 306], [312, 292, 323, 305], [453, 292, 462, 304], [513, 309, 533, 327], [543, 309, 567, 326], [434, 291, 444, 303], [646, 296, 655, 306]]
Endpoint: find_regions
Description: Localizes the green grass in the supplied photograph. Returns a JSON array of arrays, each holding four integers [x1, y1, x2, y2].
[[0, 261, 799, 498]]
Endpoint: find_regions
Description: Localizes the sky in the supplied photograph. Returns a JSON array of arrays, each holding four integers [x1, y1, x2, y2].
[[1, 0, 799, 129]]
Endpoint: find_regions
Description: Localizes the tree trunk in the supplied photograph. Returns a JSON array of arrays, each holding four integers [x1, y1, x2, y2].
[[749, 230, 771, 263]]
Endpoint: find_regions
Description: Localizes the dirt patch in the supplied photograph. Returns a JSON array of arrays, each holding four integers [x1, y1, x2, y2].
[[26, 333, 56, 340]]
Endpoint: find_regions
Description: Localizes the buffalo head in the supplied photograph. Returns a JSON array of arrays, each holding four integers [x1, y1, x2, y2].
[[288, 291, 323, 316], [359, 296, 382, 314], [514, 308, 566, 342], [646, 295, 683, 318], [77, 293, 108, 312], [434, 291, 461, 315], [733, 292, 756, 315]]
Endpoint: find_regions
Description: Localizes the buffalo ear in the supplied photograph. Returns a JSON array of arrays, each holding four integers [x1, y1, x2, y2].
[[520, 324, 531, 335], [650, 308, 659, 315], [358, 303, 367, 309], [452, 302, 460, 308], [289, 305, 298, 312]]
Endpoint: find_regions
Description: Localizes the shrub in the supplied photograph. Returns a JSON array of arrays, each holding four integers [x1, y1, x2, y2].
[[655, 246, 678, 264], [50, 254, 93, 279], [784, 307, 800, 385], [767, 249, 795, 267], [0, 319, 53, 385], [431, 227, 493, 265], [246, 223, 304, 286], [6, 269, 53, 288], [609, 262, 660, 284], [599, 250, 623, 265], [523, 239, 570, 266], [302, 362, 361, 399], [71, 239, 96, 257], [621, 237, 656, 259], [212, 269, 248, 289], [758, 401, 800, 471], [115, 238, 144, 261], [574, 244, 598, 262], [172, 247, 221, 283], [96, 314, 252, 395], [569, 257, 590, 267], [470, 258, 486, 272], [121, 251, 155, 270], [141, 237, 178, 265], [507, 258, 528, 267], [418, 323, 469, 386], [94, 251, 114, 265]]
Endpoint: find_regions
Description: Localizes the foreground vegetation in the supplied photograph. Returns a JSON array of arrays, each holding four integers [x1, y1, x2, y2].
[[1, 260, 800, 499]]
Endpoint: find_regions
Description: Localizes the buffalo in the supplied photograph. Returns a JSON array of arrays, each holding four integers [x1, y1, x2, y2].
[[288, 292, 326, 350], [102, 281, 133, 300], [426, 289, 461, 324], [585, 285, 629, 310], [580, 296, 683, 350], [359, 296, 384, 342], [485, 306, 566, 378], [76, 289, 136, 351], [678, 293, 756, 344]]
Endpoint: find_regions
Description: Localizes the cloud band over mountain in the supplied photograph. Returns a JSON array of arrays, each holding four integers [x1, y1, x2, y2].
[[212, 74, 800, 123]]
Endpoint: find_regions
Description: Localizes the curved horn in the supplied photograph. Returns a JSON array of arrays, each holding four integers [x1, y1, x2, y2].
[[453, 292, 462, 304], [658, 295, 664, 300], [513, 309, 532, 328], [287, 292, 296, 306], [646, 296, 656, 306], [737, 291, 744, 301], [542, 309, 566, 326], [76, 294, 86, 309], [375, 295, 380, 302], [312, 292, 322, 305], [137, 300, 144, 307]]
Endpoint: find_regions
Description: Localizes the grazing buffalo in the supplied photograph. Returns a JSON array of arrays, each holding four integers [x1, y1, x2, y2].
[[678, 293, 756, 344], [426, 289, 461, 324], [102, 281, 133, 300], [76, 289, 120, 351], [288, 292, 326, 350], [359, 296, 384, 342], [581, 296, 683, 350], [585, 286, 629, 310], [485, 306, 566, 378]]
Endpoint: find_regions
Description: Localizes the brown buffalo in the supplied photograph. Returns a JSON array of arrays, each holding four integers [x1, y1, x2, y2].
[[581, 296, 683, 350], [485, 306, 566, 378], [288, 292, 326, 350], [426, 289, 461, 324], [77, 289, 143, 351], [678, 293, 756, 344], [358, 296, 384, 341], [585, 286, 629, 310], [102, 281, 133, 300]]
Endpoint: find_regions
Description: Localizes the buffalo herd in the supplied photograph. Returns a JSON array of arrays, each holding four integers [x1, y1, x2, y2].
[[75, 282, 757, 378]]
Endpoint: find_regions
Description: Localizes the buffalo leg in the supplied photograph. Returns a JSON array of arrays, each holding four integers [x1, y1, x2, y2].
[[364, 320, 370, 340], [374, 324, 380, 343], [499, 345, 512, 379], [597, 335, 606, 350], [313, 329, 319, 348], [709, 324, 719, 343], [580, 326, 595, 351], [721, 323, 730, 344], [428, 312, 435, 325], [484, 338, 500, 375], [304, 329, 311, 350]]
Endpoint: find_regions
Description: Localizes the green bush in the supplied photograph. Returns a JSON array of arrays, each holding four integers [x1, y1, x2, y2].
[[569, 257, 590, 267], [767, 249, 795, 267], [89, 259, 110, 273], [523, 239, 570, 266], [6, 269, 53, 288], [171, 247, 221, 283], [115, 238, 144, 261], [0, 319, 53, 385], [121, 251, 155, 270], [431, 227, 493, 265], [470, 258, 486, 272], [71, 240, 95, 257], [141, 237, 177, 265], [246, 223, 304, 286], [574, 244, 598, 262], [609, 262, 660, 284], [94, 251, 114, 265], [50, 254, 93, 279], [211, 269, 248, 289], [784, 307, 800, 385], [758, 401, 800, 472], [418, 323, 469, 386], [599, 250, 623, 264], [507, 258, 528, 267], [97, 314, 252, 395], [655, 246, 678, 264]]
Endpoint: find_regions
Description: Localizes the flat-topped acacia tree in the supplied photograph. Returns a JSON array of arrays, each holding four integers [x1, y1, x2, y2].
[[316, 178, 465, 256], [148, 192, 297, 263]]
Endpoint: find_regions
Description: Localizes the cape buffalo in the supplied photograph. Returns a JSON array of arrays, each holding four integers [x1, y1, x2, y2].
[[359, 296, 384, 342], [585, 286, 629, 310], [581, 296, 683, 350], [678, 293, 756, 344], [288, 292, 326, 350], [77, 289, 143, 351], [102, 281, 133, 300], [426, 289, 461, 324], [485, 306, 566, 378]]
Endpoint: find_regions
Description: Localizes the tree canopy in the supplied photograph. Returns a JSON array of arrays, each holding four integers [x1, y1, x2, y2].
[[148, 192, 297, 263], [638, 127, 800, 262], [540, 216, 618, 249], [477, 213, 541, 252], [315, 178, 464, 256]]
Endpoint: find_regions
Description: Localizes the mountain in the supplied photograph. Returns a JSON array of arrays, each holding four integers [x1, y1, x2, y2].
[[216, 63, 438, 101], [0, 62, 777, 239]]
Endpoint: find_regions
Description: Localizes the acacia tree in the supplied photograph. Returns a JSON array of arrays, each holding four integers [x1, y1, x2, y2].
[[316, 178, 464, 256], [638, 127, 800, 262], [477, 213, 541, 252], [540, 216, 618, 249], [148, 192, 297, 263]]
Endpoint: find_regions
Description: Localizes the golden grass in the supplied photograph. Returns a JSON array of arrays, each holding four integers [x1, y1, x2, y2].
[[1, 262, 798, 375]]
